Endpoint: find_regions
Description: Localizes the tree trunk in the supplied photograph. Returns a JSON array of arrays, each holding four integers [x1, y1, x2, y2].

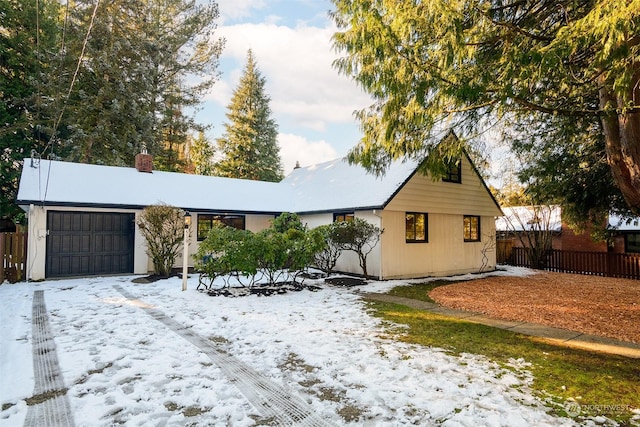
[[599, 47, 640, 212]]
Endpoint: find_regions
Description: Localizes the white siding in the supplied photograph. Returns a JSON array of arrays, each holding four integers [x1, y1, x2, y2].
[[299, 211, 382, 278]]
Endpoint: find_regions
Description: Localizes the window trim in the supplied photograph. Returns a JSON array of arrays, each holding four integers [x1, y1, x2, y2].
[[405, 212, 428, 243], [333, 212, 355, 222], [197, 213, 246, 241], [463, 215, 481, 242]]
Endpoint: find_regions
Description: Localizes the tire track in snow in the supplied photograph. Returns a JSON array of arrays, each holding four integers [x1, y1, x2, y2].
[[24, 290, 75, 427], [113, 285, 332, 426]]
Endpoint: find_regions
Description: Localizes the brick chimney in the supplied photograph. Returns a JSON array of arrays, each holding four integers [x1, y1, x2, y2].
[[135, 150, 153, 173]]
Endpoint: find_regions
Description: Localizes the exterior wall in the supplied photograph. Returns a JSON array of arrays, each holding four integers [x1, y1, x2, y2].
[[25, 205, 148, 281], [558, 223, 608, 252], [176, 213, 275, 270], [299, 213, 333, 229], [245, 214, 275, 232], [299, 211, 383, 278], [380, 211, 496, 279], [380, 155, 501, 278], [385, 156, 502, 217], [505, 224, 608, 252], [26, 206, 275, 280]]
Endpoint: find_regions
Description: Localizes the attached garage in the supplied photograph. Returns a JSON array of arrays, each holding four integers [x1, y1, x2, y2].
[[46, 211, 135, 278]]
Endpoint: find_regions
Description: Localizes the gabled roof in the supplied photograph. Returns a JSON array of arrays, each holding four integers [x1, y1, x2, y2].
[[17, 151, 497, 216]]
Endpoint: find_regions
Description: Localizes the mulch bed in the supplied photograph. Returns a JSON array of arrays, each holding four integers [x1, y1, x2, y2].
[[324, 276, 368, 287], [429, 271, 640, 344], [205, 282, 322, 297]]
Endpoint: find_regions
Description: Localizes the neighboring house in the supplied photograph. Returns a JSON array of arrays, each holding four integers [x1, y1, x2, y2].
[[17, 145, 502, 281], [607, 214, 640, 254], [496, 206, 640, 254]]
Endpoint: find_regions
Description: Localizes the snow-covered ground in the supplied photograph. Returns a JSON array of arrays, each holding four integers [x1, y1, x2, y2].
[[1, 268, 575, 426]]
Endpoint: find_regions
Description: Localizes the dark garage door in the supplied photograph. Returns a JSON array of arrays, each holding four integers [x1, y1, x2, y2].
[[46, 211, 135, 278]]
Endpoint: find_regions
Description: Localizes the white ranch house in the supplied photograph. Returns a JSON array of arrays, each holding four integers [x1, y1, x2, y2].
[[17, 145, 502, 281]]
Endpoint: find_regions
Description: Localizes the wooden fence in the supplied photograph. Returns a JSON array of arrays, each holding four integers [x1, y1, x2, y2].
[[504, 246, 640, 280], [1, 232, 28, 283]]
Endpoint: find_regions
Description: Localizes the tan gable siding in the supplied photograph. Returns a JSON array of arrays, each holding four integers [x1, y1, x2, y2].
[[385, 156, 502, 217], [380, 211, 496, 279]]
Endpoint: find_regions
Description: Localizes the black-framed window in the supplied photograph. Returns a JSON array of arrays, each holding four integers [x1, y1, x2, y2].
[[197, 214, 245, 240], [442, 160, 461, 183], [406, 212, 428, 243], [625, 233, 640, 253], [333, 212, 355, 222], [464, 215, 481, 242]]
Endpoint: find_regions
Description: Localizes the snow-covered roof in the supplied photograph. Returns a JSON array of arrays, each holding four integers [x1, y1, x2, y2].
[[608, 214, 640, 231], [283, 158, 418, 213], [496, 205, 562, 232], [18, 155, 488, 215], [16, 158, 288, 214]]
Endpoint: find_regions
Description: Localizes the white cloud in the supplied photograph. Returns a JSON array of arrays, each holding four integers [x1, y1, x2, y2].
[[216, 0, 267, 24], [207, 21, 372, 132], [278, 133, 339, 175]]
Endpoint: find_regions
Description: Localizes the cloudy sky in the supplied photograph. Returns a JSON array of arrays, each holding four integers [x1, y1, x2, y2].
[[195, 0, 372, 175]]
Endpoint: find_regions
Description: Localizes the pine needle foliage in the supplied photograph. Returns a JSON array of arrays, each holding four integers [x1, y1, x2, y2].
[[331, 0, 640, 214], [215, 49, 283, 182]]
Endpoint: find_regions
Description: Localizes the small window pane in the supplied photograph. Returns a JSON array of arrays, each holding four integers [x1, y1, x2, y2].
[[443, 160, 461, 183], [464, 215, 480, 242], [415, 214, 425, 241], [406, 212, 428, 242], [197, 214, 245, 240], [334, 212, 354, 222], [626, 234, 640, 253], [406, 214, 416, 240]]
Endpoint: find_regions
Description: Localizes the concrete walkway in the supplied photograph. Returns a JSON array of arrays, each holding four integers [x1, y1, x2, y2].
[[362, 292, 640, 359]]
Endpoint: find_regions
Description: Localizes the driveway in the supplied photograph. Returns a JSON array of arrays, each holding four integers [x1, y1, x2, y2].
[[0, 273, 574, 426]]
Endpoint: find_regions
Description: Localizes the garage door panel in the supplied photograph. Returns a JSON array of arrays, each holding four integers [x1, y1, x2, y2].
[[46, 211, 135, 278]]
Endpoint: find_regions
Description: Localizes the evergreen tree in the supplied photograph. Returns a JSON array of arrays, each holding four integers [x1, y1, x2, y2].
[[190, 131, 216, 175], [215, 50, 283, 182], [0, 0, 62, 222], [331, 0, 640, 215], [60, 0, 224, 170]]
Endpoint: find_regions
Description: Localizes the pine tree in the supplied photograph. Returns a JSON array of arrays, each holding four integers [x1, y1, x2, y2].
[[60, 0, 224, 170], [215, 50, 283, 182], [0, 0, 62, 222], [190, 131, 216, 175]]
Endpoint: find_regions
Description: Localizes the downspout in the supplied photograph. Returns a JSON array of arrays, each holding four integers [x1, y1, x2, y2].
[[26, 204, 34, 282]]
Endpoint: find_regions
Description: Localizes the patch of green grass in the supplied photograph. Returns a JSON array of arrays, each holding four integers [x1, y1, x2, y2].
[[387, 280, 459, 303], [366, 300, 640, 425]]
